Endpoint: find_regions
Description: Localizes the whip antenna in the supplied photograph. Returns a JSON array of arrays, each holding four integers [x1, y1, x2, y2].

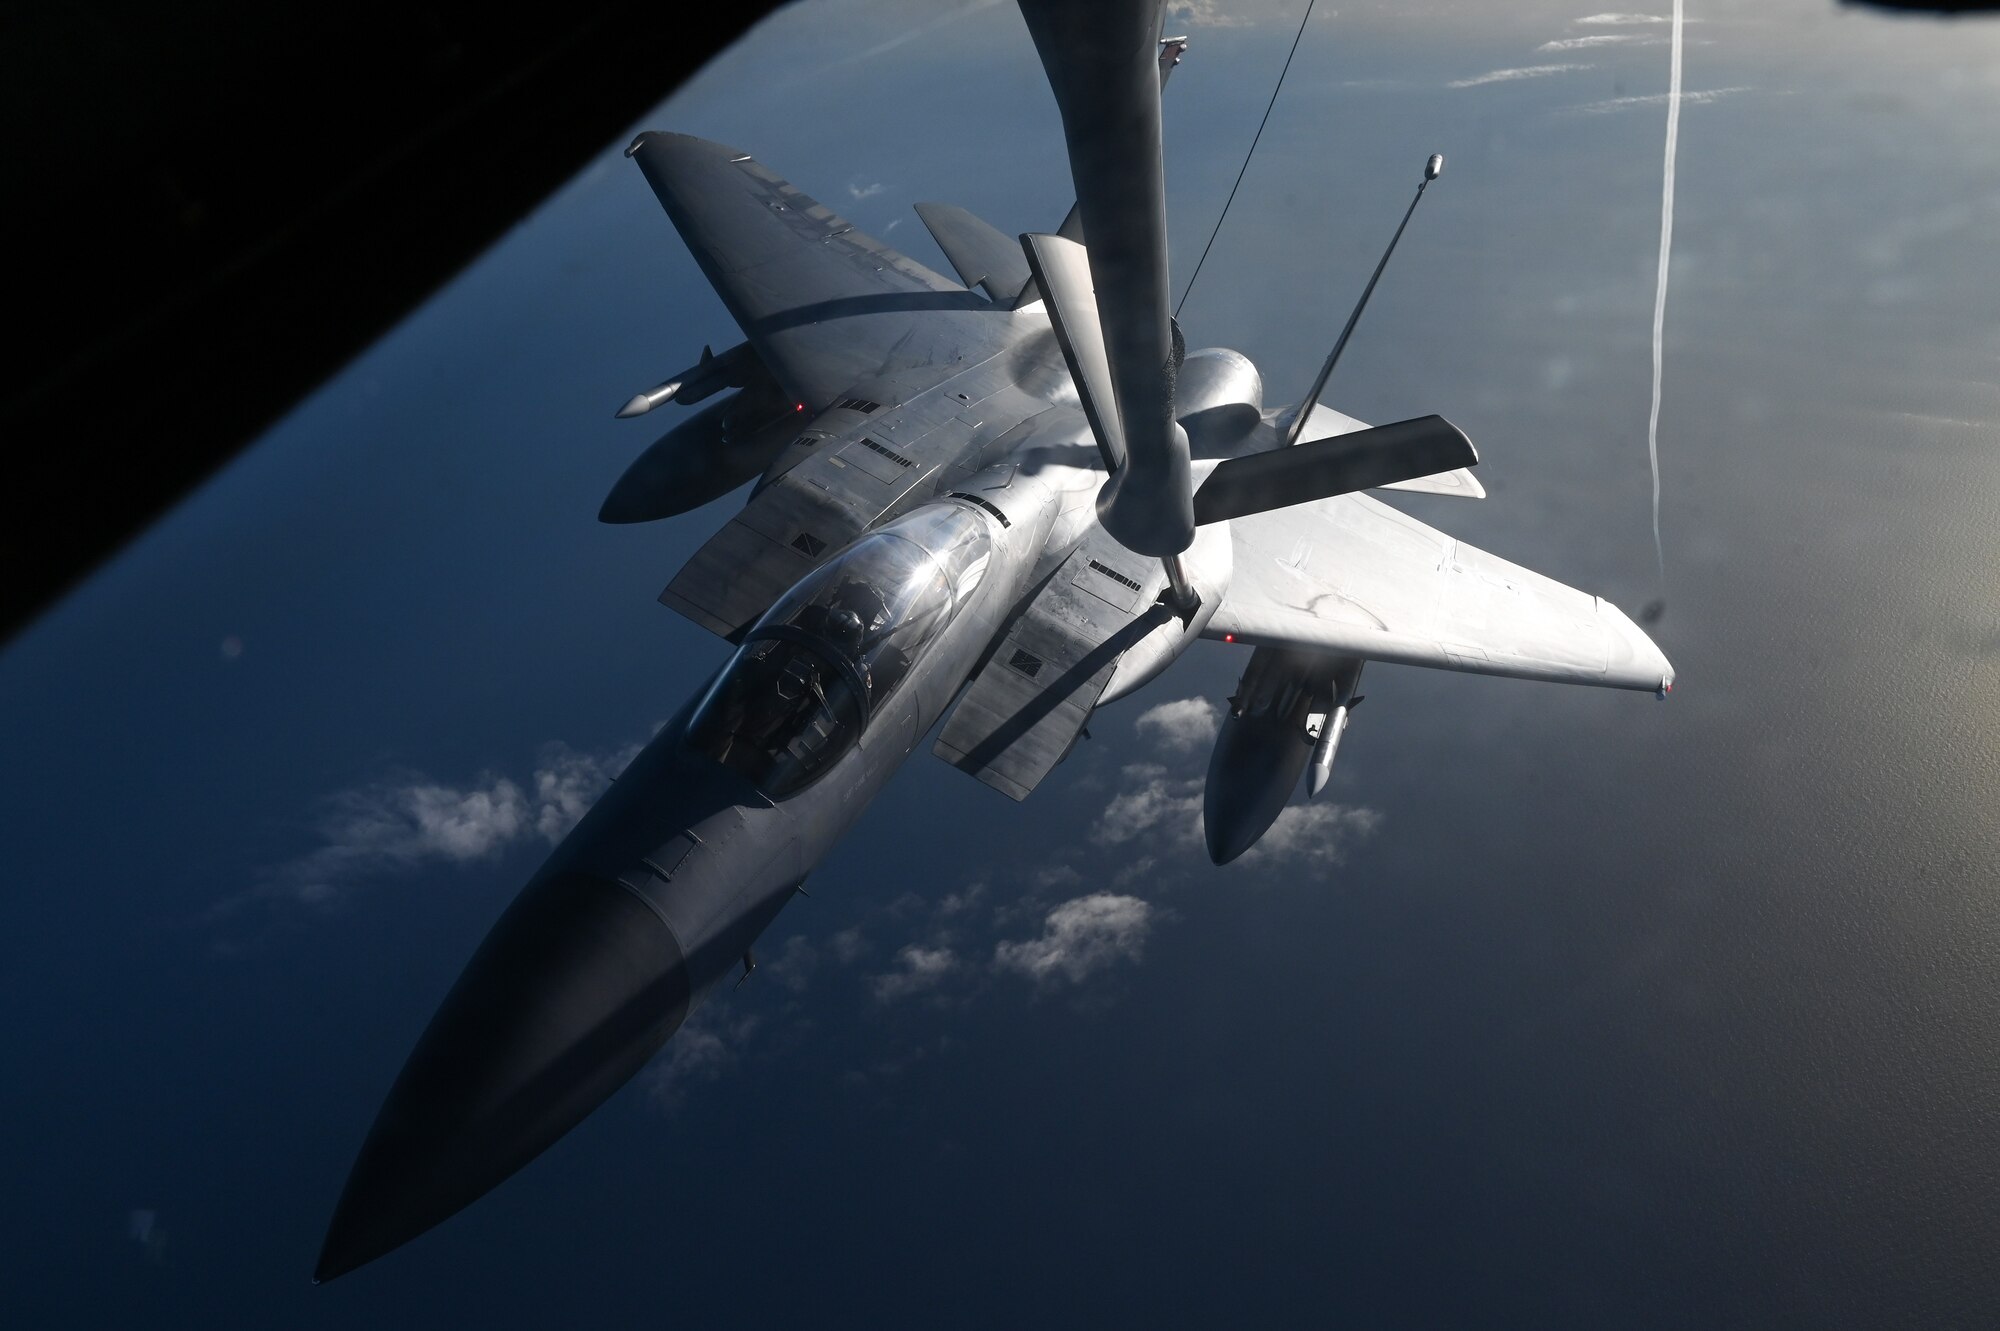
[[1282, 152, 1444, 449], [1174, 0, 1319, 321]]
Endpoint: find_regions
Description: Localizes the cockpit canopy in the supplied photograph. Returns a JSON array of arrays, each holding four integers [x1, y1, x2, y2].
[[686, 506, 993, 797]]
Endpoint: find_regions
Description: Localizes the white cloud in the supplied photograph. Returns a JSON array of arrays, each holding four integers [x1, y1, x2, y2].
[[1092, 766, 1204, 849], [829, 927, 868, 965], [1238, 803, 1383, 867], [639, 1011, 759, 1110], [995, 893, 1154, 987], [1166, 0, 1251, 27], [531, 742, 640, 844], [1112, 855, 1159, 890], [1567, 86, 1752, 114], [763, 935, 820, 994], [276, 772, 530, 903], [938, 883, 986, 916], [127, 1208, 167, 1264], [848, 181, 887, 201], [1577, 11, 1673, 24], [1135, 697, 1220, 753], [1089, 762, 1382, 870], [870, 944, 958, 1002], [1539, 34, 1664, 51], [828, 0, 1004, 68], [398, 782, 528, 860], [1033, 864, 1083, 889], [1449, 64, 1592, 89], [261, 738, 644, 905]]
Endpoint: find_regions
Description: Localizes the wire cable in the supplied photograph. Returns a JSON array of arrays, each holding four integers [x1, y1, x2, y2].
[[1174, 0, 1318, 321]]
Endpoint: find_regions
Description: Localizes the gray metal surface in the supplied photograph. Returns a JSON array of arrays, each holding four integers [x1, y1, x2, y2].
[[1177, 347, 1264, 455], [661, 345, 1058, 639], [1281, 401, 1486, 498], [1017, 0, 1194, 556], [913, 201, 1034, 304], [1191, 415, 1477, 524], [935, 539, 1161, 801], [630, 133, 1006, 410]]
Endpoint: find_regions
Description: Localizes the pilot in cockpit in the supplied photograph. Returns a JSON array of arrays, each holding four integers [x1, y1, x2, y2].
[[738, 604, 864, 759], [686, 507, 987, 798]]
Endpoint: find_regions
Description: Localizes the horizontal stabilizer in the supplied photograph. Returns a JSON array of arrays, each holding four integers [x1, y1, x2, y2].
[[1020, 232, 1126, 474], [913, 202, 1033, 305], [1288, 400, 1483, 498], [1378, 466, 1486, 498], [1192, 415, 1477, 525]]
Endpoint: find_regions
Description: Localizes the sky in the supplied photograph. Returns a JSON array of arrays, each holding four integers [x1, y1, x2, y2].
[[4, 1, 2000, 1325]]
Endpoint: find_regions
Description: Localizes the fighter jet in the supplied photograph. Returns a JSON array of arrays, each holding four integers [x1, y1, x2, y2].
[[316, 0, 1672, 1281]]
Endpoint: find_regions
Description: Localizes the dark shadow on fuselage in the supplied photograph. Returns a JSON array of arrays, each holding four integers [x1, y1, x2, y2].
[[748, 289, 1000, 338], [957, 602, 1175, 775]]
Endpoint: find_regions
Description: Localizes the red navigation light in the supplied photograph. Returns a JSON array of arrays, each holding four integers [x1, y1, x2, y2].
[[794, 402, 805, 413], [1224, 633, 1236, 643]]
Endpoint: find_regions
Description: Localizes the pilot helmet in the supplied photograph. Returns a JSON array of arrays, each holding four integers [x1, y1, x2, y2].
[[827, 608, 864, 656]]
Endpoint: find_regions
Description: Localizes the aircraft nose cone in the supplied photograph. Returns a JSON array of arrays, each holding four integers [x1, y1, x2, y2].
[[1203, 711, 1315, 866], [1203, 822, 1253, 867], [1204, 779, 1279, 866], [316, 872, 690, 1282]]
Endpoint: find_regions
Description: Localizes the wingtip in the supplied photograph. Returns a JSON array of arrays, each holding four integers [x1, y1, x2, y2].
[[625, 131, 755, 168], [1598, 598, 1676, 693]]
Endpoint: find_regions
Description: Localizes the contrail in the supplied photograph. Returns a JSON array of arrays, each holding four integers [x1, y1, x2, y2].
[[1644, 0, 1684, 595]]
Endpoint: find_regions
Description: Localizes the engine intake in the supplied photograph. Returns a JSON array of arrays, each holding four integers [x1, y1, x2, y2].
[[1176, 347, 1263, 454]]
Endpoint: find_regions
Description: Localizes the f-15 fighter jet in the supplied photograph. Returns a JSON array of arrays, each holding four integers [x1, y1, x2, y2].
[[317, 0, 1672, 1281]]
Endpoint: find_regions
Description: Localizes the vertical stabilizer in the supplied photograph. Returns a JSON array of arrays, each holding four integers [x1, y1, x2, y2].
[[1020, 233, 1127, 475]]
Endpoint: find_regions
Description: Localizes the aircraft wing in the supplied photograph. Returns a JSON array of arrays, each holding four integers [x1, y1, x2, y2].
[[1205, 493, 1673, 691], [628, 133, 998, 408]]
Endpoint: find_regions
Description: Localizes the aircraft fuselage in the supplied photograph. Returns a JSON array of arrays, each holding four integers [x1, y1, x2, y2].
[[316, 438, 1095, 1279]]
